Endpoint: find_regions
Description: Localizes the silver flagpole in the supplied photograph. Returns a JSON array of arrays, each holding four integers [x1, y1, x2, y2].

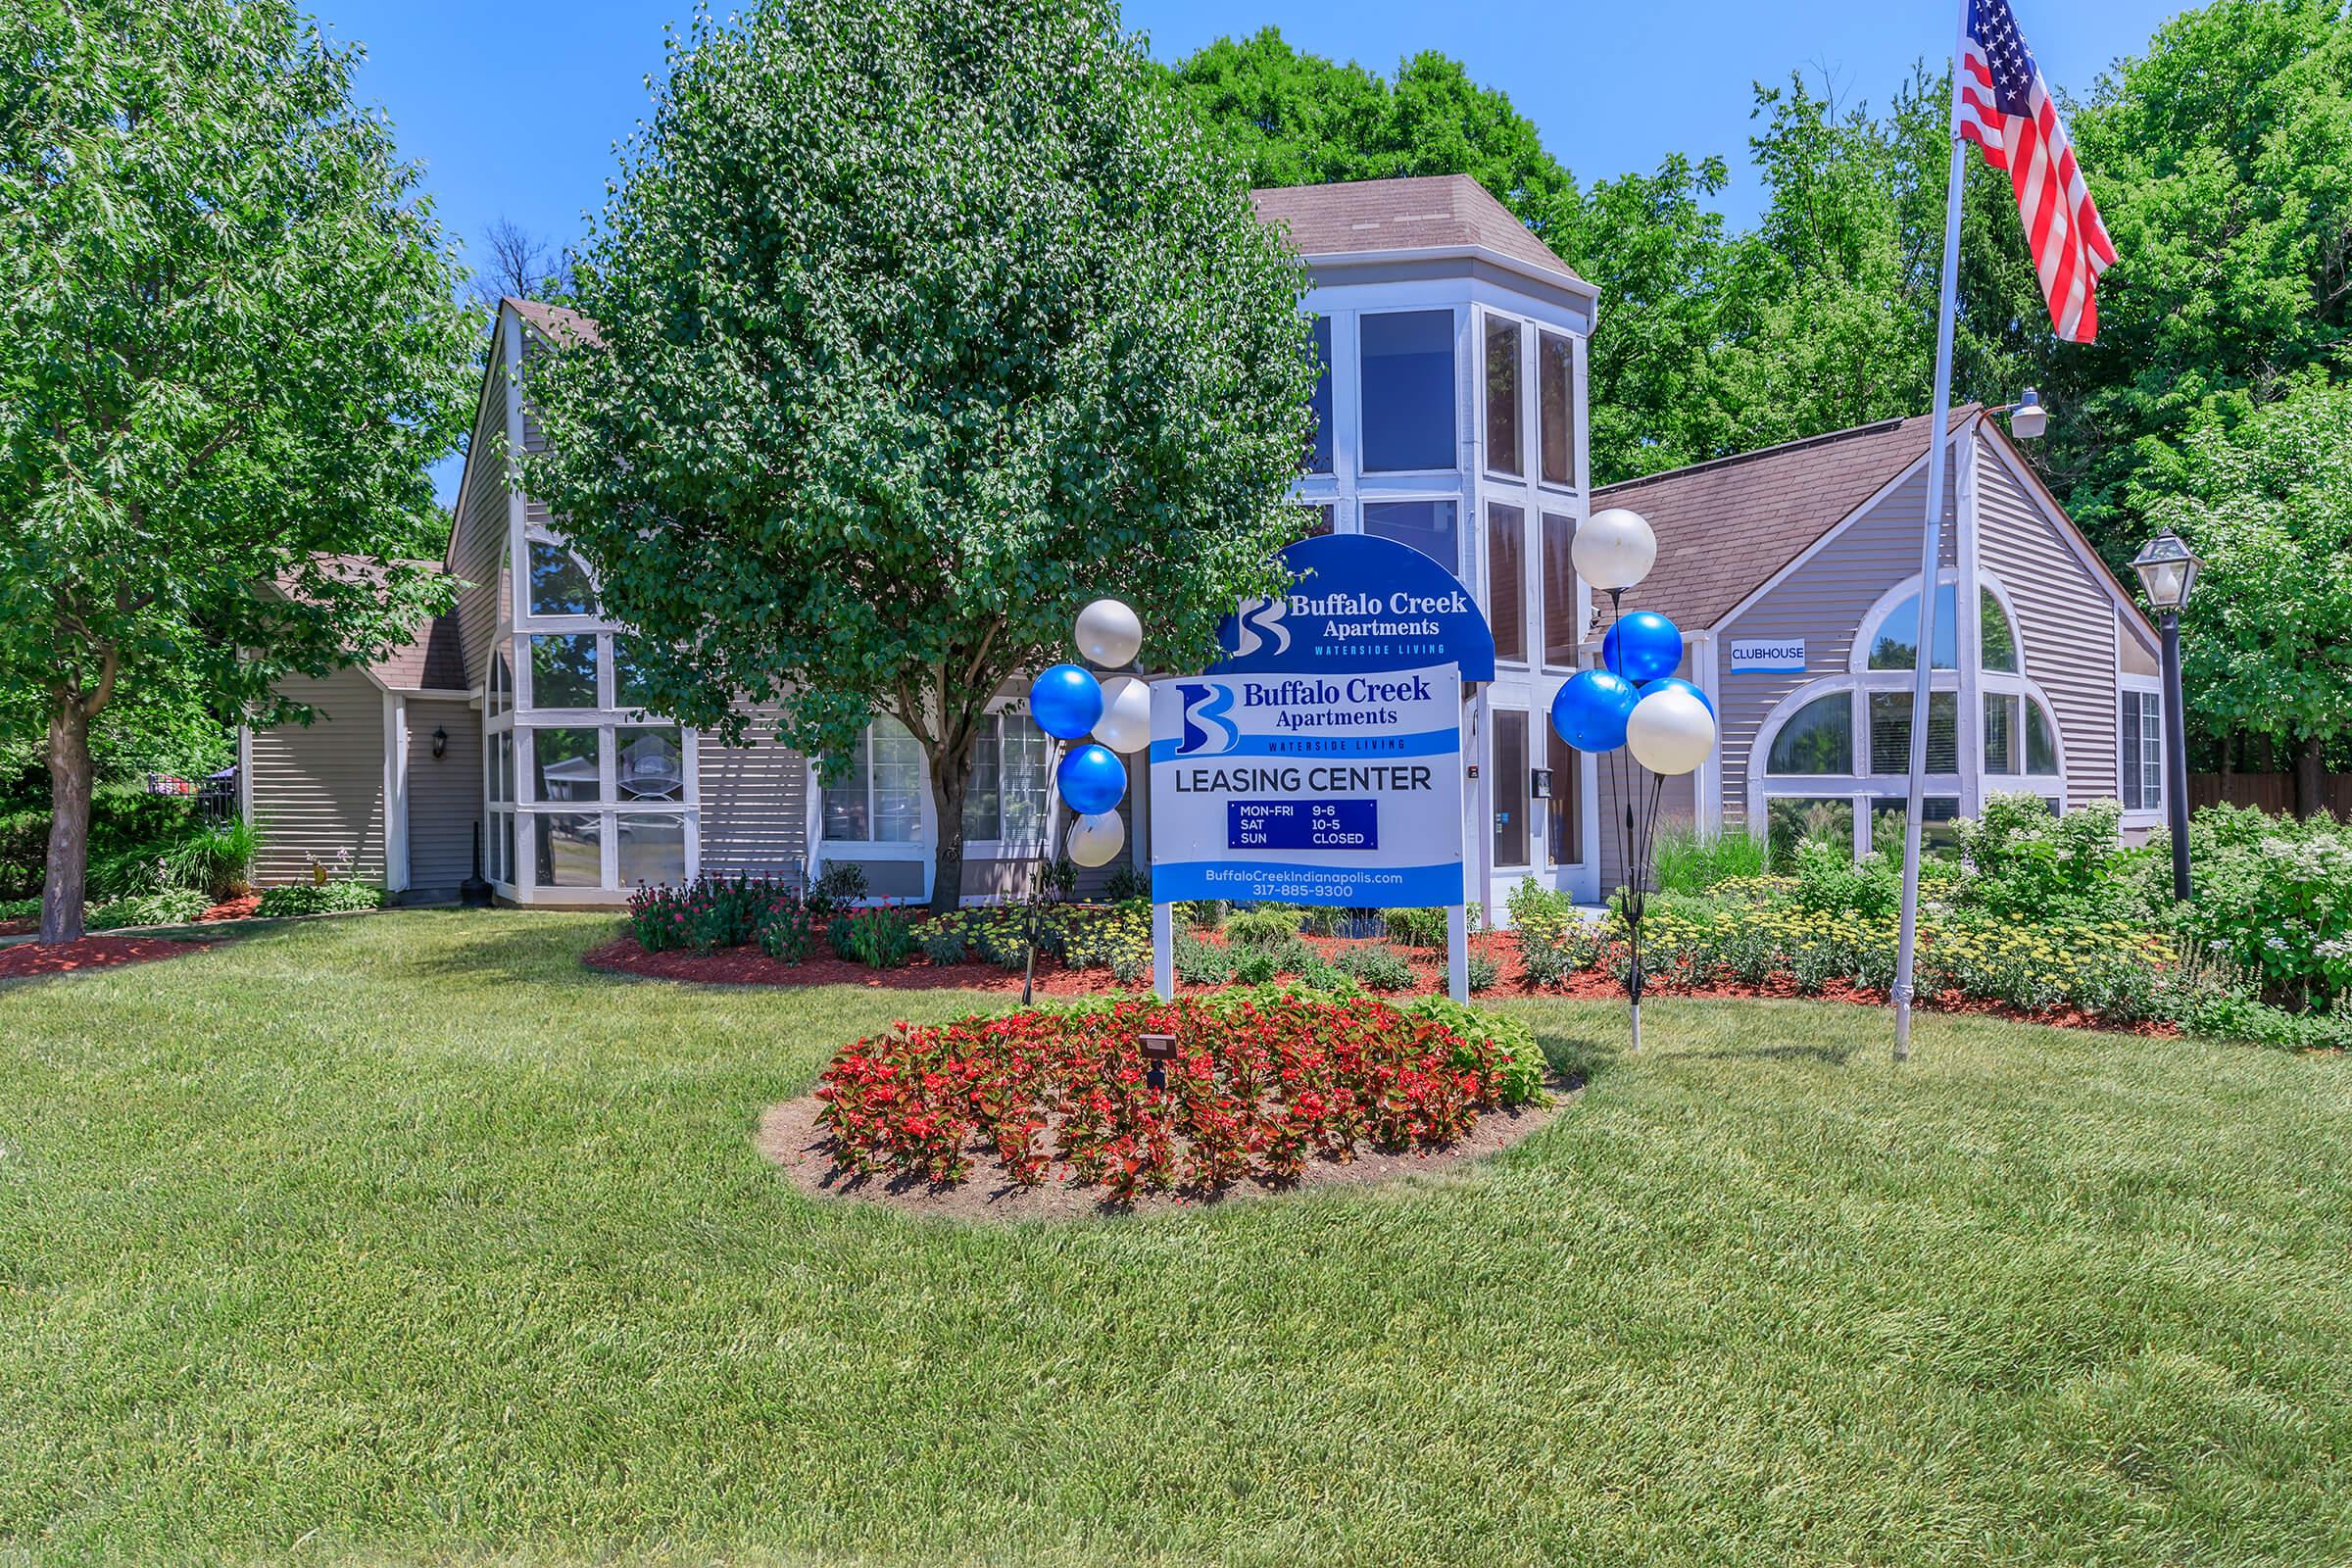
[[1894, 0, 1974, 1063]]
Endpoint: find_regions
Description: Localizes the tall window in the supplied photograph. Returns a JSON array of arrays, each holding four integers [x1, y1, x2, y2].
[[529, 634, 600, 710], [1539, 330, 1575, 486], [961, 711, 1052, 843], [1981, 590, 2020, 671], [611, 638, 656, 714], [527, 541, 596, 617], [822, 717, 923, 842], [1484, 316, 1522, 476], [1983, 694, 2059, 776], [1307, 317, 1333, 474], [1362, 500, 1457, 572], [1493, 710, 1530, 866], [1488, 503, 1526, 662], [532, 726, 602, 803], [2122, 691, 2163, 809], [1869, 691, 1959, 774], [1545, 725, 1579, 864], [616, 725, 684, 801], [1541, 513, 1578, 667], [1359, 310, 1455, 472]]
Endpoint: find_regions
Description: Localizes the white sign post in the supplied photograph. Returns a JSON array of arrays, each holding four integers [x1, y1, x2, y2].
[[1148, 663, 1468, 1001]]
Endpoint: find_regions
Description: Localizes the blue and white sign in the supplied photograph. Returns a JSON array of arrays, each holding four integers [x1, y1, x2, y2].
[[1730, 637, 1806, 673], [1214, 534, 1497, 684], [1149, 664, 1464, 907]]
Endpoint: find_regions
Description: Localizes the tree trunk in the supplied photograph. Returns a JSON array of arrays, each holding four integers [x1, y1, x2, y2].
[[926, 733, 979, 918], [40, 697, 94, 946], [2294, 732, 2325, 821]]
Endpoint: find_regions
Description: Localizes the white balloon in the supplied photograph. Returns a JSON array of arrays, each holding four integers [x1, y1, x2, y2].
[[1065, 809, 1127, 868], [1092, 675, 1152, 754], [1625, 685, 1716, 776], [1572, 508, 1658, 592], [1074, 598, 1143, 668]]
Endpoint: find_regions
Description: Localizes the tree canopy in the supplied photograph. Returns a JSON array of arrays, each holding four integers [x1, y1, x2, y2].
[[0, 0, 477, 939], [525, 0, 1316, 912]]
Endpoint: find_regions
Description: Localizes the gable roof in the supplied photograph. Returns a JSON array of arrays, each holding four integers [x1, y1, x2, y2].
[[507, 296, 600, 347], [277, 555, 467, 694], [1250, 174, 1589, 292], [1593, 409, 1983, 633]]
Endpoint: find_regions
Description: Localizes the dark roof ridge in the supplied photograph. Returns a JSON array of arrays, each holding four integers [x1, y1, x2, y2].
[[1598, 406, 1984, 496]]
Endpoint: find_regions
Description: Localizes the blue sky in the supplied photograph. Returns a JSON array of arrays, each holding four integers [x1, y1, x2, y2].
[[330, 0, 2186, 499]]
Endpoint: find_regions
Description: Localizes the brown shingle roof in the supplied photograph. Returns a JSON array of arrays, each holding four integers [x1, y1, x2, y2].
[[1593, 409, 1983, 632], [1250, 175, 1587, 289], [507, 296, 601, 347], [277, 554, 468, 693]]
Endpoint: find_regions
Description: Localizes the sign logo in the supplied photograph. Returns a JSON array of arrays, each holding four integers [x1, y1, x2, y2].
[[1174, 682, 1239, 757], [1234, 595, 1291, 657]]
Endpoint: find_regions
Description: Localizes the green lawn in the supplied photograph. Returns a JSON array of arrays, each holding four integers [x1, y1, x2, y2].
[[3, 912, 2349, 1567]]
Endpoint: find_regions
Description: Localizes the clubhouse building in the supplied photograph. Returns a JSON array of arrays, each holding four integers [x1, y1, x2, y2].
[[244, 174, 2165, 908]]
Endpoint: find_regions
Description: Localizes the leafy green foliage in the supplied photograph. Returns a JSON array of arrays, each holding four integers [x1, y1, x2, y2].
[[1954, 795, 2158, 924], [2174, 810, 2352, 1012], [1222, 906, 1304, 949], [2135, 375, 2352, 767], [524, 0, 1316, 911], [825, 906, 920, 970], [1333, 943, 1417, 993], [1650, 820, 1771, 893], [254, 881, 385, 918], [84, 889, 211, 932], [0, 0, 475, 939]]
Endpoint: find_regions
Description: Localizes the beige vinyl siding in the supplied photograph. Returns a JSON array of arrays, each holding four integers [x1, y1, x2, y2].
[[249, 667, 387, 886], [1711, 460, 1957, 830], [1975, 435, 2119, 802], [698, 710, 810, 879], [453, 355, 511, 693], [405, 700, 481, 893]]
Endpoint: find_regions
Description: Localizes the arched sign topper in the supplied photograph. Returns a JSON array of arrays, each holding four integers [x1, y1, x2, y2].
[[1210, 533, 1497, 684]]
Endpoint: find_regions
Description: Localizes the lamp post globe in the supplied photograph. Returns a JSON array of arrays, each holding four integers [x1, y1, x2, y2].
[[2131, 528, 2203, 903]]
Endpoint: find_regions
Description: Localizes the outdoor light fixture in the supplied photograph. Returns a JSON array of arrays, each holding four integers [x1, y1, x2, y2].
[[2131, 528, 2202, 903], [430, 726, 449, 759], [2130, 528, 2200, 612], [2009, 386, 2047, 440]]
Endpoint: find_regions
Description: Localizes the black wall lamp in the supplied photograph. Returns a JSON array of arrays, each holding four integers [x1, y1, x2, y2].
[[430, 726, 448, 760]]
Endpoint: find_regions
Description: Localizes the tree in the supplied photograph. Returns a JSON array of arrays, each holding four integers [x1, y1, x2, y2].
[[2136, 374, 2352, 815], [2046, 0, 2352, 553], [466, 216, 572, 313], [523, 0, 1315, 914], [0, 0, 477, 941]]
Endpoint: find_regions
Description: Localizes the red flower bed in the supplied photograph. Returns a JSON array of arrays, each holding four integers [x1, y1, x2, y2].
[[815, 994, 1518, 1200]]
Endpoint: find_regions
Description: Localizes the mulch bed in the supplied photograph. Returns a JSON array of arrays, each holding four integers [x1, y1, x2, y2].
[[583, 930, 2179, 1035], [0, 934, 213, 979], [757, 1073, 1581, 1223], [0, 893, 262, 942]]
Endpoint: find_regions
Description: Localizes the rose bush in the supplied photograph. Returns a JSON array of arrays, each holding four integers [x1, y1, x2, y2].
[[813, 990, 1545, 1199]]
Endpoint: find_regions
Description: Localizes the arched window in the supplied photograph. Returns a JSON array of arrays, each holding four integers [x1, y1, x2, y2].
[[1866, 582, 1958, 670], [1766, 693, 1853, 774], [1980, 589, 2020, 672], [528, 539, 598, 618]]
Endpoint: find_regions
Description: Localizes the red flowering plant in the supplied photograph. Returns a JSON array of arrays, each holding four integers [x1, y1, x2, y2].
[[812, 990, 1544, 1199]]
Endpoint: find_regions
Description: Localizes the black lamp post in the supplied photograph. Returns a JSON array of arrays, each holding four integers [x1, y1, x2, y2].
[[2130, 528, 2201, 902]]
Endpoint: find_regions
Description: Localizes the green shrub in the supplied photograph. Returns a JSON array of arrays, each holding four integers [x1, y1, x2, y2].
[[1232, 947, 1280, 984], [1335, 943, 1417, 992], [758, 905, 815, 964], [1223, 906, 1302, 949], [1467, 953, 1499, 993], [919, 928, 967, 966], [0, 896, 39, 923], [1173, 931, 1233, 986], [1398, 996, 1547, 1105], [86, 888, 212, 930], [1381, 906, 1447, 949], [826, 904, 917, 968], [1953, 794, 2151, 923], [160, 816, 259, 898], [1790, 838, 1900, 920], [2171, 813, 2352, 1013], [256, 880, 386, 917], [1650, 820, 1769, 893], [1102, 863, 1151, 904], [804, 862, 868, 920], [1176, 900, 1225, 931]]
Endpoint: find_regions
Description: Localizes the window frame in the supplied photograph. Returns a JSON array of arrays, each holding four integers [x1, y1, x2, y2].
[[818, 715, 929, 850], [1482, 311, 1524, 480], [1356, 308, 1460, 476], [958, 707, 1056, 854]]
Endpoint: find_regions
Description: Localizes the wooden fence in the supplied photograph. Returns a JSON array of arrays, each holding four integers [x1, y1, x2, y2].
[[2187, 772, 2352, 818]]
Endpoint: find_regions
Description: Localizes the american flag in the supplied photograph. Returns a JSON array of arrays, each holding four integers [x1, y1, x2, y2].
[[1958, 0, 2116, 342]]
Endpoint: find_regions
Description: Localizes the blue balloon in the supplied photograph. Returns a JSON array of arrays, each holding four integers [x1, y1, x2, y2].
[[1550, 669, 1640, 753], [1029, 663, 1104, 741], [1640, 676, 1714, 716], [1601, 611, 1684, 683], [1056, 743, 1127, 815]]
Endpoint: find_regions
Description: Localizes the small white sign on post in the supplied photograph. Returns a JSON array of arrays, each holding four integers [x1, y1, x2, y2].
[[1730, 637, 1807, 673]]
